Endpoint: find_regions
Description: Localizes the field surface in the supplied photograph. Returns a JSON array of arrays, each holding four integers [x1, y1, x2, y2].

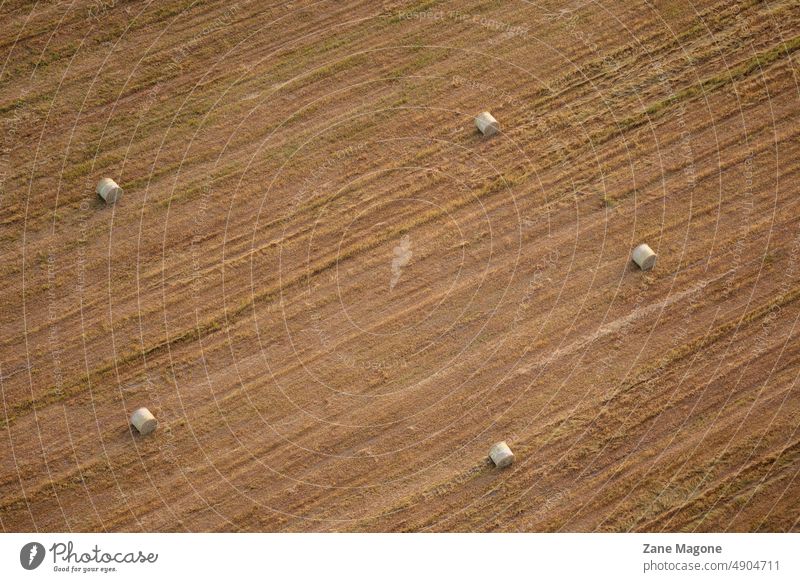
[[1, 0, 799, 532]]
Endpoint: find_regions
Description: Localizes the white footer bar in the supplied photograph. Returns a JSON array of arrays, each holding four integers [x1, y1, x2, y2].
[[1, 533, 796, 581]]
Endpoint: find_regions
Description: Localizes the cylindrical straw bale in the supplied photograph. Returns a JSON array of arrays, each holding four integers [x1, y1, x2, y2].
[[97, 178, 123, 204], [130, 407, 157, 435], [489, 441, 515, 468], [475, 111, 500, 137], [632, 243, 657, 271]]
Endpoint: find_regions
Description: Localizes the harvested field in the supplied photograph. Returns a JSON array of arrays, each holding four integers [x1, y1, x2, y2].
[[1, 0, 799, 532]]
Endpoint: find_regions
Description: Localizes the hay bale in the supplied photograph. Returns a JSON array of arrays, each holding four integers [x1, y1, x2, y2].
[[632, 243, 657, 271], [475, 111, 500, 137], [96, 178, 123, 204], [489, 441, 514, 468], [130, 407, 157, 435]]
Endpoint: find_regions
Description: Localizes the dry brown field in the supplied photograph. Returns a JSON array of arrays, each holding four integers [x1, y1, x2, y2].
[[1, 0, 799, 531]]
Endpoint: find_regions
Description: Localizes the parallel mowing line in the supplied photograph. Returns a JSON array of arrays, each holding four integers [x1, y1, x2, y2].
[[8, 102, 794, 354], [0, 0, 763, 224], [367, 281, 800, 525], [3, 14, 796, 427], [23, 68, 800, 349], [639, 437, 800, 530], [5, 233, 797, 516], [0, 172, 515, 428], [509, 0, 789, 134], [6, 221, 777, 507], [7, 118, 799, 427], [4, 123, 797, 439], [597, 33, 800, 141]]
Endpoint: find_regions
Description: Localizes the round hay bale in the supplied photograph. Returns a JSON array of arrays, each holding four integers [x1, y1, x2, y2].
[[489, 441, 514, 468], [632, 243, 657, 271], [475, 111, 500, 137], [97, 178, 123, 204], [130, 407, 157, 435]]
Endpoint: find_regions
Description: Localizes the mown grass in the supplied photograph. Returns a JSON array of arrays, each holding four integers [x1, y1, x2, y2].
[[4, 0, 797, 435], [0, 164, 525, 429], [602, 33, 800, 140]]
